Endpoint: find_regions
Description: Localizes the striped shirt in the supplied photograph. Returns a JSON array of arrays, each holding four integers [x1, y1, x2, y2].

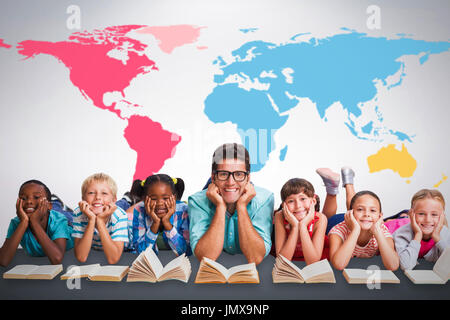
[[126, 200, 192, 256], [328, 221, 392, 258], [72, 206, 129, 250]]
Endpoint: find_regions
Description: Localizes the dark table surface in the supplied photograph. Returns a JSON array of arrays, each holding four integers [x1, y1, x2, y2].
[[0, 249, 449, 300]]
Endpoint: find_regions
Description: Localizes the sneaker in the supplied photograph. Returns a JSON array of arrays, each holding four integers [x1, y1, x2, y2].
[[316, 168, 340, 195], [341, 166, 355, 187]]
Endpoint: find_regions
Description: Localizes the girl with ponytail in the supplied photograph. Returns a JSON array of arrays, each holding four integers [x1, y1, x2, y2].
[[126, 174, 191, 256]]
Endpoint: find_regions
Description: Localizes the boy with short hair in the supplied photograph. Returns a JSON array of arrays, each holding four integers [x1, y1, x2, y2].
[[72, 173, 128, 264]]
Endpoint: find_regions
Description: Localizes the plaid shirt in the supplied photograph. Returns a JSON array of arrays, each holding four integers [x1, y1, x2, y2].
[[126, 200, 192, 256]]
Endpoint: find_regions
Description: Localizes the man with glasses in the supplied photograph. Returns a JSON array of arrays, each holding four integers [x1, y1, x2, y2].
[[188, 143, 274, 265]]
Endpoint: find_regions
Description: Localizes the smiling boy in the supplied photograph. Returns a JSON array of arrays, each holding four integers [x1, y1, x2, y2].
[[72, 173, 128, 264], [188, 143, 274, 265]]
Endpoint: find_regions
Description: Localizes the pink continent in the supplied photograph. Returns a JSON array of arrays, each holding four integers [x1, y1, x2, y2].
[[137, 25, 205, 54], [0, 39, 12, 49], [124, 115, 181, 181], [13, 25, 183, 181], [16, 25, 157, 119]]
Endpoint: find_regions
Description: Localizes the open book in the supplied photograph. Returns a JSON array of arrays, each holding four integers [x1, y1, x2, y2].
[[194, 257, 259, 284], [343, 268, 400, 284], [127, 247, 191, 283], [3, 264, 63, 280], [404, 247, 450, 284], [60, 264, 129, 282], [272, 255, 336, 283]]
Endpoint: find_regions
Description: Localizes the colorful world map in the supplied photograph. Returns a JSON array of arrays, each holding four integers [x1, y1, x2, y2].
[[1, 25, 449, 181]]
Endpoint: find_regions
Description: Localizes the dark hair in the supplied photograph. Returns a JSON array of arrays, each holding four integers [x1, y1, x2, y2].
[[19, 180, 52, 201], [279, 178, 320, 212], [349, 190, 382, 212], [281, 178, 315, 201], [133, 174, 185, 201], [173, 178, 185, 201], [314, 194, 321, 212], [127, 179, 145, 204], [212, 143, 250, 173]]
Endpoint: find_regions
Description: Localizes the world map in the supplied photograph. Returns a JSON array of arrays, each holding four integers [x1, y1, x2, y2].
[[1, 25, 449, 181]]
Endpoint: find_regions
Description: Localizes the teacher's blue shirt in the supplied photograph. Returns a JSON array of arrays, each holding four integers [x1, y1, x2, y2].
[[188, 186, 274, 258]]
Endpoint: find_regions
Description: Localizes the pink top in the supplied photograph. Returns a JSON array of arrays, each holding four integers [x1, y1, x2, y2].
[[419, 238, 435, 258], [384, 218, 410, 234], [283, 212, 329, 261], [384, 218, 436, 258]]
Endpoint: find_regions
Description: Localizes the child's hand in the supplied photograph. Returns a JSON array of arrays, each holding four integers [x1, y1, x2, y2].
[[145, 196, 160, 223], [431, 212, 445, 243], [30, 198, 49, 224], [345, 210, 361, 233], [161, 195, 177, 231], [162, 195, 176, 223], [79, 201, 96, 221], [370, 214, 383, 236], [206, 183, 226, 208], [409, 209, 423, 242], [97, 203, 116, 224], [282, 203, 298, 228], [15, 198, 29, 223], [237, 183, 256, 208], [299, 203, 315, 229]]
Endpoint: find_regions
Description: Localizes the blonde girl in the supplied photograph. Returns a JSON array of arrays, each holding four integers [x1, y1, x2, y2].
[[394, 189, 449, 270]]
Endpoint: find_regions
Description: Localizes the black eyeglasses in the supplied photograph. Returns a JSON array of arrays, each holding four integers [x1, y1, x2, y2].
[[214, 170, 249, 182]]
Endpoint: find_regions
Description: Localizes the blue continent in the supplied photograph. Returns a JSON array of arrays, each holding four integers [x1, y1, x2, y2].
[[204, 30, 450, 172]]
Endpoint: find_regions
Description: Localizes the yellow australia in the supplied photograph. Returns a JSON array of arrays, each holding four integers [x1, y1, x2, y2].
[[367, 144, 417, 178], [434, 174, 448, 188]]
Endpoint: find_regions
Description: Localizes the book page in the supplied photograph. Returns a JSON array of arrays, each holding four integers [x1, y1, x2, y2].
[[272, 256, 303, 283], [3, 265, 38, 278], [61, 264, 101, 279], [162, 253, 186, 274], [279, 255, 303, 276], [343, 268, 399, 283], [404, 270, 446, 284], [343, 268, 369, 280], [203, 257, 230, 278], [195, 260, 227, 283], [33, 265, 62, 275], [91, 266, 129, 278], [433, 247, 450, 281], [30, 265, 63, 279], [228, 263, 256, 278], [131, 253, 155, 276], [159, 255, 191, 282], [300, 259, 334, 281], [143, 247, 164, 278]]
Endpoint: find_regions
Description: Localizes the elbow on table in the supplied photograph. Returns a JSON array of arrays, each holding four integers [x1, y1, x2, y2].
[[194, 245, 222, 262], [330, 256, 347, 271], [49, 253, 64, 265], [246, 252, 265, 266], [74, 250, 88, 263], [384, 258, 400, 271], [106, 253, 122, 265], [0, 258, 9, 268]]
